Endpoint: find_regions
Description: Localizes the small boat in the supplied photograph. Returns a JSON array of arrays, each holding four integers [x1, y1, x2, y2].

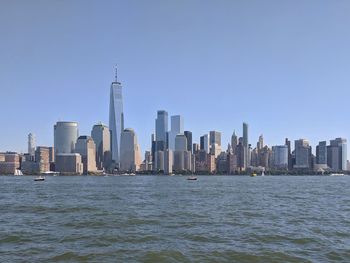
[[42, 171, 59, 176], [251, 173, 257, 177], [330, 173, 345, 176], [34, 176, 45, 181], [187, 176, 197, 181]]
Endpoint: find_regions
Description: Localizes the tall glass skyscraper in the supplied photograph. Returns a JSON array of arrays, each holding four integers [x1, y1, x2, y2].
[[155, 110, 168, 151], [109, 67, 124, 166]]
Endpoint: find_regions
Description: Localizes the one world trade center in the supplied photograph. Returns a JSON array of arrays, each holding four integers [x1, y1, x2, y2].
[[109, 66, 124, 168]]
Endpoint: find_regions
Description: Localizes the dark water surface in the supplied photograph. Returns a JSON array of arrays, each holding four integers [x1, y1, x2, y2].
[[1, 175, 350, 262]]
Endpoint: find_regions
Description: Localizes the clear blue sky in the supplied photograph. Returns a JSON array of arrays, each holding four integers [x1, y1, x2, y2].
[[1, 0, 350, 154]]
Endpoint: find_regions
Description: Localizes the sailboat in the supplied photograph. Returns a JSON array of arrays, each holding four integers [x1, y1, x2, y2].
[[14, 169, 23, 176], [261, 171, 265, 176]]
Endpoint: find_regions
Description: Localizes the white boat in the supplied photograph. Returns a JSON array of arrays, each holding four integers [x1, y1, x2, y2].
[[330, 173, 346, 176], [42, 171, 59, 176], [34, 176, 45, 181], [261, 171, 265, 176], [14, 169, 23, 176]]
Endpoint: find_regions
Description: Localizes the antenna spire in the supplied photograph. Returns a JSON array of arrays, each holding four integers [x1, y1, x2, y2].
[[114, 65, 118, 82]]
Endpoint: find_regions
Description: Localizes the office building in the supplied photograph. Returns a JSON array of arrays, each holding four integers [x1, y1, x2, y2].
[[55, 153, 83, 175], [155, 110, 168, 151], [184, 131, 192, 153], [28, 133, 35, 158], [75, 136, 97, 174], [168, 115, 184, 150], [0, 153, 20, 174], [164, 149, 173, 174], [200, 134, 210, 154], [231, 131, 238, 154], [54, 121, 79, 156], [119, 128, 142, 172], [272, 145, 288, 169], [91, 123, 112, 170], [316, 141, 327, 165], [294, 139, 311, 169], [327, 138, 347, 171], [109, 66, 124, 166]]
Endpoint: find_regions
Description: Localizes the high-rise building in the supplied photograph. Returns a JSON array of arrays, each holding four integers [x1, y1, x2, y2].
[[119, 128, 142, 172], [155, 110, 168, 151], [168, 115, 183, 150], [164, 149, 173, 174], [75, 136, 97, 174], [285, 138, 292, 170], [327, 138, 347, 171], [200, 134, 210, 154], [209, 131, 221, 158], [294, 139, 311, 169], [257, 134, 264, 152], [175, 134, 187, 151], [316, 141, 327, 165], [193, 143, 199, 154], [28, 133, 35, 157], [243, 122, 249, 167], [184, 131, 192, 153], [109, 66, 124, 166], [35, 146, 50, 173], [55, 153, 83, 175], [272, 145, 288, 169], [91, 123, 111, 170], [231, 131, 238, 154], [54, 121, 79, 156]]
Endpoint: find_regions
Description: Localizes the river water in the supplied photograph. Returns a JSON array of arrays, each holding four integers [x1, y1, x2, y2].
[[1, 175, 350, 262]]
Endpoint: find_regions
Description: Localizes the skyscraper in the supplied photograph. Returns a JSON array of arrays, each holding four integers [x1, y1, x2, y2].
[[231, 131, 238, 154], [316, 141, 327, 165], [327, 138, 347, 171], [168, 115, 183, 150], [155, 110, 168, 151], [294, 139, 311, 169], [120, 128, 142, 172], [272, 145, 288, 169], [75, 136, 97, 174], [243, 122, 249, 167], [91, 123, 111, 170], [109, 66, 124, 166], [200, 134, 209, 154], [28, 133, 36, 157], [184, 131, 192, 153], [54, 121, 79, 156], [209, 131, 221, 157]]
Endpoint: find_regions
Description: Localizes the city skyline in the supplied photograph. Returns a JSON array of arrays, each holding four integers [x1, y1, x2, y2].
[[1, 1, 350, 153]]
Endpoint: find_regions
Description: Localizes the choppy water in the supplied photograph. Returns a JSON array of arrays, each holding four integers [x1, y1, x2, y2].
[[1, 175, 350, 262]]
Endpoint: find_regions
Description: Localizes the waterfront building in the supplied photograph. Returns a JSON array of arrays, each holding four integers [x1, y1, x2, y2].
[[155, 151, 164, 171], [119, 128, 142, 172], [216, 152, 227, 173], [327, 138, 347, 171], [200, 134, 210, 154], [109, 66, 124, 166], [227, 152, 238, 174], [55, 153, 83, 175], [155, 110, 168, 151], [173, 151, 184, 172], [231, 131, 238, 154], [54, 121, 79, 156], [243, 122, 249, 167], [168, 115, 184, 150], [184, 151, 192, 171], [35, 146, 50, 173], [184, 131, 192, 153], [91, 123, 112, 170], [75, 136, 97, 174], [207, 154, 216, 173], [272, 145, 288, 170], [0, 153, 20, 174], [285, 138, 293, 170], [237, 138, 246, 171], [28, 133, 35, 158], [294, 139, 312, 169], [164, 149, 173, 174], [316, 141, 327, 165]]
